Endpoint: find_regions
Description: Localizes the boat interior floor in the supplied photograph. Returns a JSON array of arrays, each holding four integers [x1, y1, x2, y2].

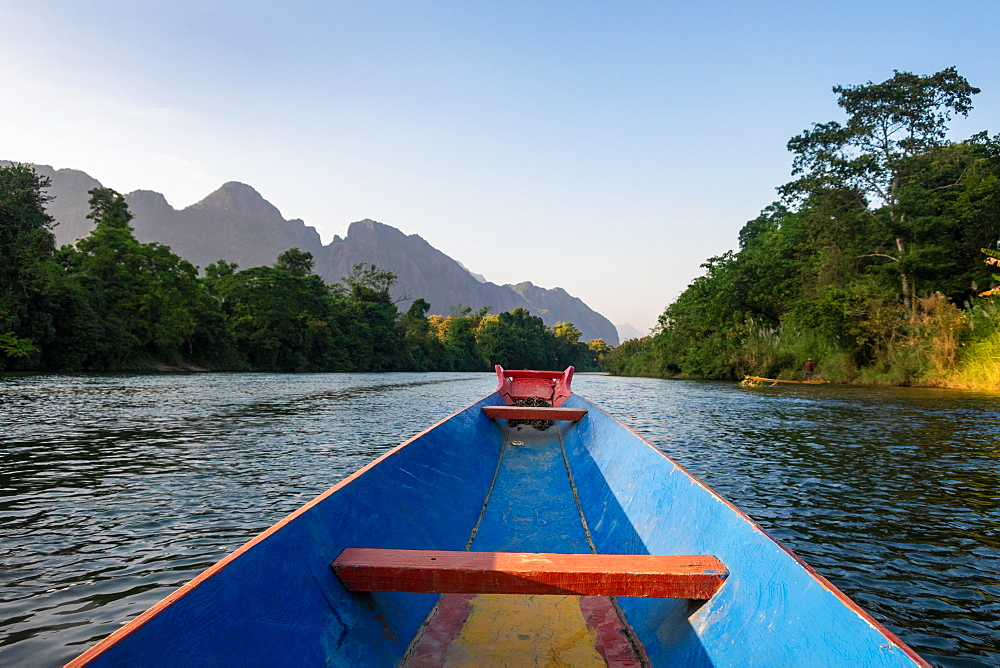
[[402, 422, 648, 666]]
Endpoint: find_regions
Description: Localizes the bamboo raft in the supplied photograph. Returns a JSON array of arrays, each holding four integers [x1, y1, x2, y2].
[[741, 375, 829, 386]]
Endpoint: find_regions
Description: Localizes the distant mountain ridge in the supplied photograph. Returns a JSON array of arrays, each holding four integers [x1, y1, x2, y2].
[[616, 322, 646, 341], [4, 161, 618, 344]]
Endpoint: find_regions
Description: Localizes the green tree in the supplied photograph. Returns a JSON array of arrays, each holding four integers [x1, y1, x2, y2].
[[68, 188, 209, 366], [275, 248, 315, 277], [893, 137, 1000, 301], [429, 306, 490, 371], [602, 337, 649, 376], [205, 260, 239, 280], [213, 265, 338, 371], [783, 67, 981, 311], [622, 70, 999, 384], [553, 321, 589, 370], [587, 338, 612, 369], [0, 164, 105, 371], [731, 205, 812, 326], [344, 263, 397, 302], [397, 298, 448, 371], [476, 308, 555, 369], [338, 264, 402, 370], [0, 164, 57, 368]]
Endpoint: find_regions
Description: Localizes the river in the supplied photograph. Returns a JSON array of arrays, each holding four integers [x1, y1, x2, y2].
[[1, 372, 998, 666]]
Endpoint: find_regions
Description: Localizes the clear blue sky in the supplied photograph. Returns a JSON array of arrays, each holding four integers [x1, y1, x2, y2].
[[2, 1, 998, 333]]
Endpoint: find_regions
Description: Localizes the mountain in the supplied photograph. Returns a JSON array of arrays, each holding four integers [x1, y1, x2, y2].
[[616, 322, 646, 341], [510, 282, 619, 344], [4, 161, 618, 344], [1, 162, 102, 243], [318, 219, 529, 313], [319, 220, 619, 344], [128, 182, 324, 271]]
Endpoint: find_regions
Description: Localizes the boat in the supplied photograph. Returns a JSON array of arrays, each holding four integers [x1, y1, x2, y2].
[[742, 375, 830, 386], [70, 366, 927, 666]]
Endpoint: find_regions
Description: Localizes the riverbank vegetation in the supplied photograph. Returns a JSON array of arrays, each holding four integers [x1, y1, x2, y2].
[[0, 165, 607, 373], [605, 67, 1000, 389]]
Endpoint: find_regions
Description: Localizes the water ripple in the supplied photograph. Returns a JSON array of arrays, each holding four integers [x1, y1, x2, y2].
[[581, 375, 1000, 666], [2, 372, 999, 666]]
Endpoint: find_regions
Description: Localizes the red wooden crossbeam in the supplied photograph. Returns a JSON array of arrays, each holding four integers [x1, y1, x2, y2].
[[507, 378, 557, 401], [332, 548, 728, 599], [500, 369, 565, 379], [482, 406, 588, 421], [495, 365, 575, 405]]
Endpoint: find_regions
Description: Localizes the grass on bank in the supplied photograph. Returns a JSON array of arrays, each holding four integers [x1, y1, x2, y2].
[[607, 297, 1000, 392]]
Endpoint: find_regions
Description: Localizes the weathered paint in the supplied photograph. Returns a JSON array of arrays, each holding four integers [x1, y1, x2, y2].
[[400, 424, 647, 664], [333, 548, 727, 598], [439, 593, 606, 666], [69, 395, 508, 667], [405, 594, 641, 666], [560, 393, 929, 666], [70, 382, 928, 667], [578, 596, 646, 667], [402, 593, 475, 666]]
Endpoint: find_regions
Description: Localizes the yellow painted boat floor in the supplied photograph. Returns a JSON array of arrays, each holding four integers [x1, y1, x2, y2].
[[404, 592, 643, 667], [450, 594, 602, 665], [402, 425, 645, 667]]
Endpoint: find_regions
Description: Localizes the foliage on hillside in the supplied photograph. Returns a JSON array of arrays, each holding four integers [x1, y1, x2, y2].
[[0, 167, 600, 374], [605, 68, 1000, 389]]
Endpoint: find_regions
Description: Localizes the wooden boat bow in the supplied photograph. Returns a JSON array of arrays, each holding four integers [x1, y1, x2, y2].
[[67, 366, 929, 667]]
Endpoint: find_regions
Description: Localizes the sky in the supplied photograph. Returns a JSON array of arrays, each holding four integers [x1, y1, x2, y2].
[[2, 1, 999, 334]]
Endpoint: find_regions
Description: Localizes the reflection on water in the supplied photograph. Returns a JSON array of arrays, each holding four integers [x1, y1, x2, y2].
[[2, 372, 998, 666], [0, 373, 496, 666], [583, 377, 1000, 667]]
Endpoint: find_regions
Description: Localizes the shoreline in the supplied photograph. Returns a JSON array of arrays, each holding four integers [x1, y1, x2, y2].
[[607, 371, 1000, 393]]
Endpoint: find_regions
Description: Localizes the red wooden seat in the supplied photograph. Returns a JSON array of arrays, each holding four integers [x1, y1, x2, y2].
[[332, 548, 728, 599], [482, 406, 588, 422], [495, 366, 575, 406]]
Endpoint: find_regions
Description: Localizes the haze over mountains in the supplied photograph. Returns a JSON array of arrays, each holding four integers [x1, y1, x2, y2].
[[8, 162, 618, 344], [615, 322, 646, 342]]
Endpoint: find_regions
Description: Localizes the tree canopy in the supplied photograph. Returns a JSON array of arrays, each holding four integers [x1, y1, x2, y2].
[[782, 67, 982, 311], [0, 168, 599, 374], [606, 68, 1000, 388]]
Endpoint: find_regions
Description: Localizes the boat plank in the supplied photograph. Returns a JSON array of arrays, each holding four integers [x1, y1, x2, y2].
[[482, 406, 588, 421], [332, 548, 727, 599], [498, 369, 565, 379]]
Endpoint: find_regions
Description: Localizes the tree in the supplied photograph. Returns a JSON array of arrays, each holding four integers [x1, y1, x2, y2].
[[894, 137, 1000, 302], [783, 67, 981, 311], [587, 338, 612, 368], [476, 308, 555, 369], [613, 71, 998, 384], [553, 321, 588, 370], [0, 164, 57, 367], [0, 164, 102, 371], [212, 264, 342, 371], [205, 260, 239, 280], [275, 248, 314, 277], [398, 298, 448, 371], [430, 306, 490, 371], [336, 264, 402, 370], [730, 205, 812, 326], [343, 263, 397, 302], [68, 188, 207, 366]]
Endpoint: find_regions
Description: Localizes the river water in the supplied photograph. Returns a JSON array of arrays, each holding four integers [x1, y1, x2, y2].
[[1, 372, 998, 666]]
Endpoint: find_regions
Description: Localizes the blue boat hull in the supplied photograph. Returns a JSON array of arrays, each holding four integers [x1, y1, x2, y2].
[[72, 392, 925, 666]]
